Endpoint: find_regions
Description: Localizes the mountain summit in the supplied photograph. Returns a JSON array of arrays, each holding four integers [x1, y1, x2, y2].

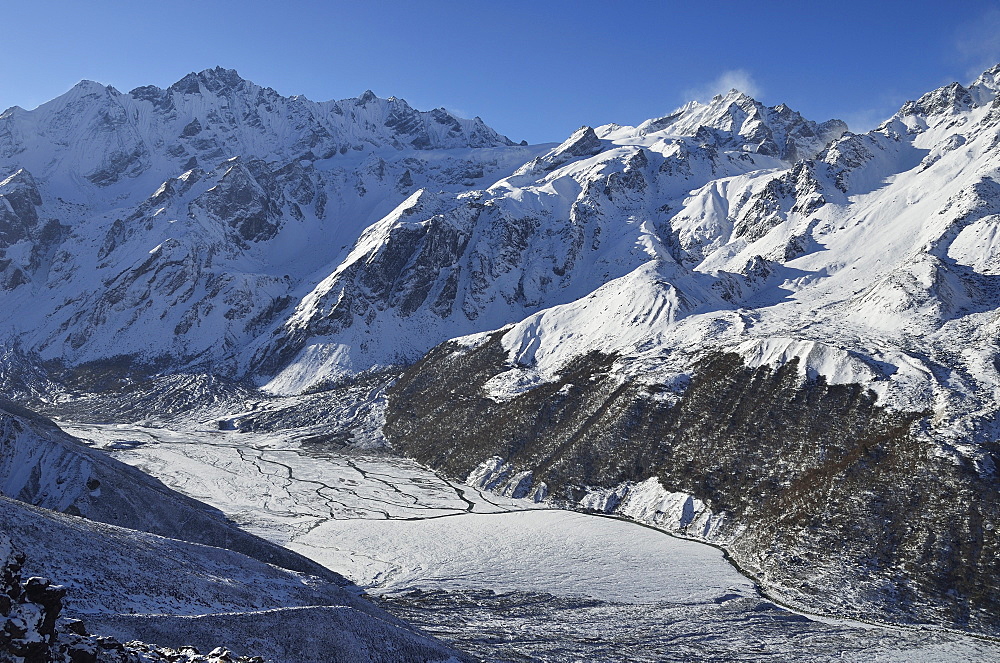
[[616, 88, 848, 161]]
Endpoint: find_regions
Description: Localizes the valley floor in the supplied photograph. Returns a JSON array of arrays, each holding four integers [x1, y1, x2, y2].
[[64, 422, 1000, 662]]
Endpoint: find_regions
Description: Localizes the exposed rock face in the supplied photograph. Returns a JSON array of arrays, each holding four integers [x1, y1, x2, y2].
[[539, 126, 605, 170], [197, 160, 283, 243], [0, 169, 64, 291]]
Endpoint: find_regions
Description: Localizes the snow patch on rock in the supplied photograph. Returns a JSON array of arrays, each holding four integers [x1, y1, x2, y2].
[[580, 478, 732, 542], [466, 457, 547, 502]]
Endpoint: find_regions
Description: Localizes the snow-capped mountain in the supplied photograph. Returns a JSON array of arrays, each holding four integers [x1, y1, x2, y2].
[[253, 89, 847, 392], [382, 65, 1000, 633], [435, 63, 1000, 440], [4, 65, 1000, 639], [0, 67, 534, 381]]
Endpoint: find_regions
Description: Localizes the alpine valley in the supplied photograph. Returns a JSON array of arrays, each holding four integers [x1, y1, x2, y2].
[[2, 66, 1000, 661]]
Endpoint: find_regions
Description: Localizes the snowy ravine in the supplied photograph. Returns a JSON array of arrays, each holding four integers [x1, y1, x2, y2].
[[67, 422, 1000, 663]]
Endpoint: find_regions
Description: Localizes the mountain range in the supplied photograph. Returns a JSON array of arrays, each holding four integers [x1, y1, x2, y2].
[[2, 65, 1000, 646]]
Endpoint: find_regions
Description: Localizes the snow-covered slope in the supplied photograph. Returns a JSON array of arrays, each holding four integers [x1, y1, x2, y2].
[[256, 91, 847, 391], [0, 67, 533, 381], [0, 399, 464, 661], [1, 497, 463, 663], [0, 398, 341, 578], [380, 66, 1000, 636]]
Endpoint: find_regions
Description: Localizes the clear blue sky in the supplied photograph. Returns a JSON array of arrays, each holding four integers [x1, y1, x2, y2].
[[3, 1, 1000, 144]]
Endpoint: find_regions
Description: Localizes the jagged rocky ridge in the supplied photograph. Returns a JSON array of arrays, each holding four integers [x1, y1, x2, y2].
[[4, 65, 1000, 639]]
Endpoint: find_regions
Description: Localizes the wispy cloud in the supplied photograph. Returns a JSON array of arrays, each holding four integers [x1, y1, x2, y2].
[[839, 107, 892, 134], [683, 69, 763, 103], [443, 105, 471, 119], [955, 7, 1000, 78]]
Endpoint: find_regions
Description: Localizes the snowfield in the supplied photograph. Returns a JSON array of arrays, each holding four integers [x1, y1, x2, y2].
[[291, 510, 752, 603], [66, 421, 1000, 662]]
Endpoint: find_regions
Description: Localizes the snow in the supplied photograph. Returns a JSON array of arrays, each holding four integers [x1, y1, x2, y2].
[[408, 69, 1000, 452], [65, 423, 750, 606], [58, 420, 1000, 662], [292, 510, 752, 604], [580, 477, 731, 541], [482, 366, 546, 402], [496, 261, 703, 381], [734, 337, 882, 385], [260, 341, 356, 395]]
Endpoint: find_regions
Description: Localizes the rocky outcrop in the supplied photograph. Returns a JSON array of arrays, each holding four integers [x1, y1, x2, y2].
[[0, 169, 64, 291], [2, 538, 264, 663]]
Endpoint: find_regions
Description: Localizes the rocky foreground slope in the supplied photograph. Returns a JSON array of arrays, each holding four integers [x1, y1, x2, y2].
[[2, 66, 1000, 638]]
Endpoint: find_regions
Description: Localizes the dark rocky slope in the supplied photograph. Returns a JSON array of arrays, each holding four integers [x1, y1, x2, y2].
[[384, 334, 1000, 635]]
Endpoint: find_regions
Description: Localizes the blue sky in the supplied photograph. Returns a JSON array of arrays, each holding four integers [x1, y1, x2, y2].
[[3, 1, 1000, 143]]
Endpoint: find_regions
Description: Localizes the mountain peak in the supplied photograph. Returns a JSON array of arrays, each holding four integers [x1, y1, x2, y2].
[[632, 90, 845, 161], [168, 67, 249, 96], [555, 126, 602, 157], [973, 62, 1000, 83], [197, 66, 245, 86], [713, 88, 757, 106], [897, 63, 1000, 118], [68, 79, 111, 97], [901, 81, 974, 117], [970, 62, 1000, 106]]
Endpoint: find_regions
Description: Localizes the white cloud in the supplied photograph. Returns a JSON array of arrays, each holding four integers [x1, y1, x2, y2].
[[955, 8, 1000, 78], [683, 69, 763, 103], [839, 107, 892, 134], [443, 105, 471, 119]]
